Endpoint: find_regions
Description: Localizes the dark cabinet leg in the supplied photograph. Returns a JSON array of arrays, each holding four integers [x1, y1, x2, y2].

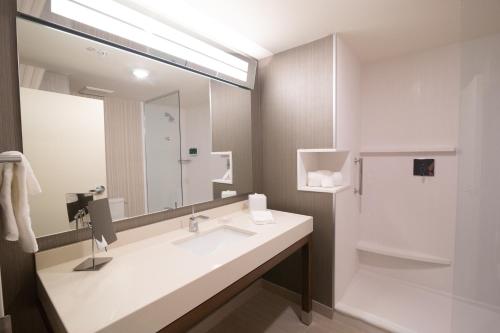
[[301, 235, 312, 325]]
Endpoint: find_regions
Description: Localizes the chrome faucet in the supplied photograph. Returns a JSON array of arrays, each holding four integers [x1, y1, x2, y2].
[[189, 206, 209, 232]]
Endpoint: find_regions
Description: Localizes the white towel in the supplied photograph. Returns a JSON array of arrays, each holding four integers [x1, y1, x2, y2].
[[1, 152, 41, 253], [0, 163, 19, 241], [307, 172, 322, 187], [321, 174, 335, 188], [250, 210, 274, 225]]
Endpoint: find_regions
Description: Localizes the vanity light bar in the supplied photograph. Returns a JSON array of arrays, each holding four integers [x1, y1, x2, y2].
[[51, 0, 249, 81]]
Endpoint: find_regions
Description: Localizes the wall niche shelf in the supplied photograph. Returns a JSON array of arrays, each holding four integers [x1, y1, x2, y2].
[[297, 148, 350, 193], [298, 184, 351, 194], [211, 151, 233, 184], [356, 241, 452, 265], [360, 146, 456, 156]]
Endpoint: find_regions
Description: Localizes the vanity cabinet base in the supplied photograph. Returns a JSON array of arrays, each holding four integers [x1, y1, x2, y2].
[[160, 234, 313, 332]]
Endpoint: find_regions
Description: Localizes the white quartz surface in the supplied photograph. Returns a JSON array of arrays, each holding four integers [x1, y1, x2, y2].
[[37, 209, 313, 333]]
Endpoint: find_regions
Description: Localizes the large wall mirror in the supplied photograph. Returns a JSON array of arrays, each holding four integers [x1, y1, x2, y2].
[[16, 17, 253, 237]]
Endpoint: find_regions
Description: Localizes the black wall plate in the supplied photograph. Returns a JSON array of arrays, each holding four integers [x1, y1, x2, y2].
[[413, 159, 435, 176]]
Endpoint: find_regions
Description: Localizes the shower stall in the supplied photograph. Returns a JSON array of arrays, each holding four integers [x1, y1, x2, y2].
[[333, 7, 500, 332], [144, 92, 183, 212]]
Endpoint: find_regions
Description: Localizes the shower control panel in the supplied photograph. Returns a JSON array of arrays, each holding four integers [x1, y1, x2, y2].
[[413, 159, 435, 177]]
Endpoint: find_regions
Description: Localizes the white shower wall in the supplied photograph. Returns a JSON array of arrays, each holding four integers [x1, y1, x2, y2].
[[334, 36, 477, 332], [334, 36, 362, 304], [179, 85, 213, 206], [452, 33, 500, 332], [359, 42, 460, 293]]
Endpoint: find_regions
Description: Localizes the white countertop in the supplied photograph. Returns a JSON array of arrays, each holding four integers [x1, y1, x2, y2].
[[36, 208, 313, 333]]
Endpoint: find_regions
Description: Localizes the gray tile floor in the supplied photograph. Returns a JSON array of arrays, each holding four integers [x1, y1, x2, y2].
[[205, 288, 386, 333]]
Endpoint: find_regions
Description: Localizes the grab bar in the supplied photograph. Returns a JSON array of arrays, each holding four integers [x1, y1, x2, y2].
[[354, 157, 363, 195], [0, 155, 21, 163]]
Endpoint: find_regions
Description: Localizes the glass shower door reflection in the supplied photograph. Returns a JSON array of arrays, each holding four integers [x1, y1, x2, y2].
[[144, 92, 183, 212]]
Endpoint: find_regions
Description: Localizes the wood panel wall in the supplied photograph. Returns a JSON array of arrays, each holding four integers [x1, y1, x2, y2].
[[0, 1, 48, 332], [210, 80, 253, 198], [258, 36, 335, 307]]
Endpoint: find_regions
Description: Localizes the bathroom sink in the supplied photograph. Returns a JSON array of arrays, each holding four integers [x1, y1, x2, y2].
[[173, 226, 255, 256]]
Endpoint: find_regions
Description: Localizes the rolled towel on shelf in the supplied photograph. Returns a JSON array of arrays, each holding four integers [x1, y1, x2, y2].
[[308, 170, 334, 187], [321, 174, 335, 188], [333, 172, 343, 186], [307, 171, 322, 187]]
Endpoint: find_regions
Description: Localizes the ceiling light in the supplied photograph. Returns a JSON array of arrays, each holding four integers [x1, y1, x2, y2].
[[51, 0, 249, 81], [121, 0, 273, 60], [132, 69, 149, 79]]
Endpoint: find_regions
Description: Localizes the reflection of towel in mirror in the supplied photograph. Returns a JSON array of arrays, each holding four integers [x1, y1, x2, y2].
[[0, 152, 41, 253], [95, 235, 109, 251]]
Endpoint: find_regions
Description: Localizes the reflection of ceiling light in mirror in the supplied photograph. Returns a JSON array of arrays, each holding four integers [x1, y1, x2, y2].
[[51, 0, 249, 81], [132, 69, 149, 79]]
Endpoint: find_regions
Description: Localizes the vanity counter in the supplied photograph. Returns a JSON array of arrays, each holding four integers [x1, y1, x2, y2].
[[36, 206, 313, 333]]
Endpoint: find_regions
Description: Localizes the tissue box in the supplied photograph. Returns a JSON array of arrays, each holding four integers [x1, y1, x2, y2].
[[249, 193, 267, 211]]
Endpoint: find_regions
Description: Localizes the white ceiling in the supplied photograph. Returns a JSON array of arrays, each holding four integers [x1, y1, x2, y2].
[[128, 0, 500, 63], [17, 18, 209, 101]]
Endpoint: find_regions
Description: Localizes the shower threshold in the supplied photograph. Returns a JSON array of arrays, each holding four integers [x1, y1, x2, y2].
[[335, 269, 500, 333]]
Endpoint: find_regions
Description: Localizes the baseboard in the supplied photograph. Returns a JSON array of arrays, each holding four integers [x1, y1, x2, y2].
[[260, 279, 334, 319]]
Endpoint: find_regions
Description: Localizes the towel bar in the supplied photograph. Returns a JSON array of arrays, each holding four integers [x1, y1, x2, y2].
[[0, 156, 21, 163]]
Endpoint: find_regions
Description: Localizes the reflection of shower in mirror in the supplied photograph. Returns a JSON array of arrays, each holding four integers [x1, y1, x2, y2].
[[164, 112, 175, 121]]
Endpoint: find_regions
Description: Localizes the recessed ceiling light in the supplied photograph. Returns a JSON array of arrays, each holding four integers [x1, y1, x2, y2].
[[132, 68, 149, 79]]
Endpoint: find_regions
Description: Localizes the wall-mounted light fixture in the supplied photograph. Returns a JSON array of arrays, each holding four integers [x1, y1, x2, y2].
[[51, 0, 249, 82]]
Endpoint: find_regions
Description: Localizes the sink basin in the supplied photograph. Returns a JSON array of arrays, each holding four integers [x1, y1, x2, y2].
[[173, 226, 255, 256]]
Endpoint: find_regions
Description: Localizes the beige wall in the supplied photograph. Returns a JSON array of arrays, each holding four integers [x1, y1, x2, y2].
[[103, 97, 146, 218], [20, 87, 107, 236]]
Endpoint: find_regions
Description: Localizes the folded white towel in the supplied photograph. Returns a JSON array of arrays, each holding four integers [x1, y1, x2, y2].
[[1, 152, 41, 253], [250, 210, 274, 225], [0, 163, 19, 241]]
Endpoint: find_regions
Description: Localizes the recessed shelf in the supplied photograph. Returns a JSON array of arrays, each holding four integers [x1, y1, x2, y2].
[[297, 148, 351, 193], [360, 146, 456, 156], [356, 241, 452, 265], [298, 184, 351, 194], [297, 148, 349, 153], [211, 151, 232, 185], [211, 179, 232, 184]]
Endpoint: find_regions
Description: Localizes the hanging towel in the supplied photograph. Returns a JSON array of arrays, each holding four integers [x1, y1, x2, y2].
[[0, 163, 19, 241], [1, 152, 41, 253]]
